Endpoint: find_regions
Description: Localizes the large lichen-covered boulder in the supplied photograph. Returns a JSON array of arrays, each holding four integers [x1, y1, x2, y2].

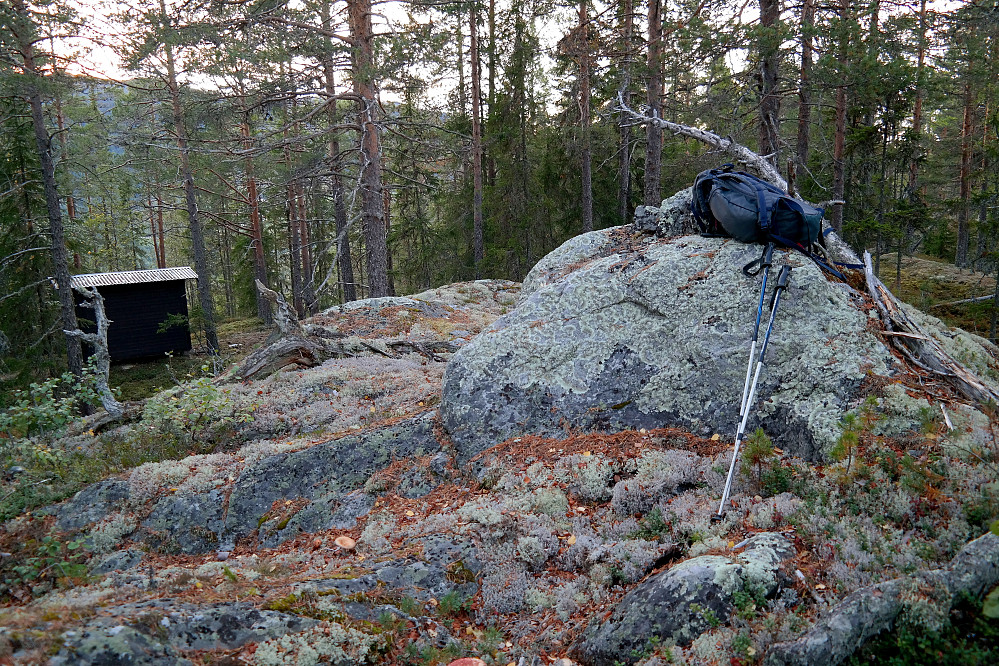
[[442, 231, 897, 463], [572, 533, 795, 666]]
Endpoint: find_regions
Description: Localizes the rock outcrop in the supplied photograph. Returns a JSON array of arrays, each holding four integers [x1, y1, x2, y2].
[[56, 414, 441, 554], [764, 532, 999, 666], [573, 533, 796, 666], [442, 231, 897, 464], [51, 601, 316, 665]]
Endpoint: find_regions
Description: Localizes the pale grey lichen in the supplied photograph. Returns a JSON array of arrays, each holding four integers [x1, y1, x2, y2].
[[443, 234, 897, 464], [521, 229, 621, 300], [86, 514, 138, 554], [252, 623, 375, 666]]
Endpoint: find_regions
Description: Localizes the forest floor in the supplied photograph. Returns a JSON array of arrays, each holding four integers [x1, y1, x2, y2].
[[109, 318, 271, 402], [875, 253, 998, 337]]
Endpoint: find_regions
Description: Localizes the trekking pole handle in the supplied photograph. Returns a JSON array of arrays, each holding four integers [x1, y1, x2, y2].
[[768, 265, 791, 310], [762, 243, 775, 269], [775, 264, 790, 288]]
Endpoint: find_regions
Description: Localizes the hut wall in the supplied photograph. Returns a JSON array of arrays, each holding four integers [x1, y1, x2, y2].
[[76, 280, 192, 361]]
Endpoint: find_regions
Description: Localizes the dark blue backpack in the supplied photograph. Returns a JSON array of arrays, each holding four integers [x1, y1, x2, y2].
[[691, 165, 824, 248]]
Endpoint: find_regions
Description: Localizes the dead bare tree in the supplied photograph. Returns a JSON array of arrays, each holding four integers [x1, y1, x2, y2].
[[228, 281, 459, 381], [64, 287, 124, 418]]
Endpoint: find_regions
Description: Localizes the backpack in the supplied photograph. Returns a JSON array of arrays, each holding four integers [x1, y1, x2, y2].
[[691, 165, 824, 248]]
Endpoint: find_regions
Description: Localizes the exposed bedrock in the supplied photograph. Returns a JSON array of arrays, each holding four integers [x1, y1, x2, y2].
[[442, 231, 898, 465], [573, 532, 796, 666]]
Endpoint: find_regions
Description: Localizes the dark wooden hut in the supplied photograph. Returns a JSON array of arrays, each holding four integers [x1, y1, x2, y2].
[[67, 267, 198, 362]]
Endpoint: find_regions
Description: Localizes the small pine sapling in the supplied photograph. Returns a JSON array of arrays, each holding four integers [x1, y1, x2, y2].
[[831, 413, 861, 475], [832, 397, 880, 479], [741, 427, 777, 488]]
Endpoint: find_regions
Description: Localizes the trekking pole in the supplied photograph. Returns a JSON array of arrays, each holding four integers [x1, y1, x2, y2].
[[711, 244, 773, 522], [740, 243, 775, 416], [714, 264, 792, 521]]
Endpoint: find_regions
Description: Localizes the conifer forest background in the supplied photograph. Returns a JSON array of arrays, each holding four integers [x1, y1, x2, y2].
[[1, 0, 998, 393]]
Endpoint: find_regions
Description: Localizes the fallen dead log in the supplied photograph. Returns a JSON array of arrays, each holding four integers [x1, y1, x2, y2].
[[235, 336, 322, 380], [929, 294, 995, 309], [863, 252, 999, 406], [229, 283, 462, 381], [764, 531, 999, 666]]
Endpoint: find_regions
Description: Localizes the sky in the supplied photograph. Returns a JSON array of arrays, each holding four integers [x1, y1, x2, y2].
[[62, 0, 570, 84]]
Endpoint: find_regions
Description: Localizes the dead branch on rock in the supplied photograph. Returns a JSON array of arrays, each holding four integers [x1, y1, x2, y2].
[[615, 95, 861, 268], [229, 282, 461, 381], [764, 531, 999, 666], [864, 252, 999, 406], [235, 335, 322, 380], [64, 287, 124, 418]]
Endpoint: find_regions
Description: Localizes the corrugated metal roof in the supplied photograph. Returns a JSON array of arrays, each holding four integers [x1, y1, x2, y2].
[[61, 267, 198, 289]]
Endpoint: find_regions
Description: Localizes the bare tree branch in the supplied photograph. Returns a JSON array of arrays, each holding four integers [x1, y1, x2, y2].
[[616, 93, 862, 268]]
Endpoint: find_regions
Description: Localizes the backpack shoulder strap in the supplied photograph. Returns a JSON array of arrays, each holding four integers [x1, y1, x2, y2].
[[768, 233, 853, 281]]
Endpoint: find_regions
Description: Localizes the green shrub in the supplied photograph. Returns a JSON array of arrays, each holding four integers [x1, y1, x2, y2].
[[0, 535, 88, 601], [141, 364, 254, 451], [436, 590, 469, 617], [630, 507, 672, 542], [0, 366, 102, 441]]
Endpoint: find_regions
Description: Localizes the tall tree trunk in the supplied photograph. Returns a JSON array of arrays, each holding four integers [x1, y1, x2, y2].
[[830, 0, 851, 234], [907, 0, 927, 195], [644, 0, 663, 206], [618, 0, 634, 223], [160, 0, 218, 352], [486, 0, 497, 187], [284, 88, 305, 317], [579, 0, 593, 233], [54, 96, 78, 228], [796, 0, 815, 175], [13, 0, 83, 376], [155, 189, 166, 268], [956, 80, 974, 268], [347, 0, 390, 297], [470, 3, 484, 275], [298, 184, 317, 312], [148, 189, 161, 268], [321, 0, 356, 303], [382, 185, 395, 295], [241, 118, 271, 323], [285, 174, 304, 317], [456, 17, 466, 116], [758, 0, 781, 167]]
